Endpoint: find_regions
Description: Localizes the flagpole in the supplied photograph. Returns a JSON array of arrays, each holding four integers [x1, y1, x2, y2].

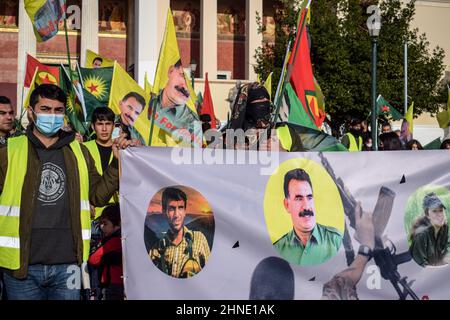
[[76, 61, 84, 88], [272, 40, 292, 124], [404, 40, 408, 116], [63, 17, 75, 91], [148, 96, 157, 147], [285, 4, 310, 82], [63, 16, 87, 135], [20, 53, 28, 122]]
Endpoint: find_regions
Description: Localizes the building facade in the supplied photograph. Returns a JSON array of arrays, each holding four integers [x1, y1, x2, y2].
[[0, 0, 449, 123]]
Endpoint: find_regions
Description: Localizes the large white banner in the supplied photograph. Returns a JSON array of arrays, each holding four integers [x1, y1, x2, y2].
[[120, 147, 450, 300]]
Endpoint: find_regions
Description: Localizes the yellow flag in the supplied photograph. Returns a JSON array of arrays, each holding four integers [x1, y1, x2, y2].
[[184, 70, 199, 108], [153, 9, 197, 114], [405, 102, 414, 133], [85, 49, 115, 68], [109, 61, 151, 145], [144, 72, 152, 96], [24, 0, 65, 42], [24, 67, 39, 108], [264, 72, 273, 99], [447, 84, 450, 112], [437, 86, 450, 129], [437, 110, 450, 129]]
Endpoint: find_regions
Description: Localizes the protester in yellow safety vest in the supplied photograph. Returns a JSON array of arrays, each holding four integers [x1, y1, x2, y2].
[[84, 107, 118, 220], [0, 84, 132, 300], [341, 117, 363, 152]]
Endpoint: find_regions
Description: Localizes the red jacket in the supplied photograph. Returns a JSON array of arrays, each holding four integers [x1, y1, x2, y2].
[[88, 234, 123, 286]]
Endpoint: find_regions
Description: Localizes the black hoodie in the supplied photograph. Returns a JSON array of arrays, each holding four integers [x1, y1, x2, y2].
[[27, 127, 77, 265]]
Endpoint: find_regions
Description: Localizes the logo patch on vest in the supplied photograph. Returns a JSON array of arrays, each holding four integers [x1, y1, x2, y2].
[[38, 163, 66, 203]]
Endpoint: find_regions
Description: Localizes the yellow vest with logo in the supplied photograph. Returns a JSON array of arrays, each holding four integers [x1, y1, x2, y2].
[[0, 136, 91, 270], [84, 140, 117, 219], [346, 133, 363, 152]]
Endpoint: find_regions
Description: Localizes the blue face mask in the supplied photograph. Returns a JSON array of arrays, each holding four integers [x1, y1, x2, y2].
[[34, 113, 65, 136]]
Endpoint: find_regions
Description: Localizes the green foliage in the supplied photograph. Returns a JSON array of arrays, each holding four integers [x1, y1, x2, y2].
[[254, 0, 446, 130], [254, 0, 299, 99]]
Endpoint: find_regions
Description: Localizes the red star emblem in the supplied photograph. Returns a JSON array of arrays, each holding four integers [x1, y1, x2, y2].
[[88, 83, 99, 93], [42, 74, 51, 84]]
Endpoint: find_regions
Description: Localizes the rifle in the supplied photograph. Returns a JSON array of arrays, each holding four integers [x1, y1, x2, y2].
[[373, 239, 419, 300], [319, 153, 419, 300], [370, 186, 419, 300], [319, 152, 357, 266]]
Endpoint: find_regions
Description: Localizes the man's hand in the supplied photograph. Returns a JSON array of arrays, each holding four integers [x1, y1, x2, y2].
[[354, 202, 375, 250], [131, 138, 142, 147], [112, 133, 133, 159]]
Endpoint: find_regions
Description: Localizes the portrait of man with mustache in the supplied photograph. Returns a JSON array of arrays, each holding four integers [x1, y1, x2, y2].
[[273, 168, 343, 266]]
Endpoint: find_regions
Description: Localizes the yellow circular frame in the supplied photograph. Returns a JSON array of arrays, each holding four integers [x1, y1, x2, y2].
[[264, 158, 345, 244]]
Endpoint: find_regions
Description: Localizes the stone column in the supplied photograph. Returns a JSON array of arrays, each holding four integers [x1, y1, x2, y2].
[[201, 0, 217, 79], [245, 0, 263, 81], [80, 0, 99, 67], [157, 0, 171, 48], [134, 0, 169, 87], [17, 0, 36, 115]]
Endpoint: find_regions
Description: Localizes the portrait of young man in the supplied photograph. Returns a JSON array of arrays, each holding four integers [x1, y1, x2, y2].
[[149, 187, 210, 278]]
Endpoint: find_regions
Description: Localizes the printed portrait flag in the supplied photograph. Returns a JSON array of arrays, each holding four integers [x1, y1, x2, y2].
[[152, 9, 197, 115], [109, 61, 151, 145], [85, 49, 115, 69], [24, 0, 66, 42], [144, 72, 152, 96]]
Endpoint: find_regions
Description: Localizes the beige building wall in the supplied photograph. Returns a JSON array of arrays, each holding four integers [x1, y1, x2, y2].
[[408, 0, 450, 133], [412, 0, 450, 75]]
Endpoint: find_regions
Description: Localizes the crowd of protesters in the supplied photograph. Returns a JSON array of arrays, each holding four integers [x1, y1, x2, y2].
[[339, 116, 450, 152], [0, 81, 448, 301]]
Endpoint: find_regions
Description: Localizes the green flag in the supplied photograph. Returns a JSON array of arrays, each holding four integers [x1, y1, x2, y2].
[[79, 67, 113, 105], [376, 95, 403, 120], [283, 83, 318, 130], [423, 137, 442, 150], [277, 122, 347, 152], [61, 67, 103, 135]]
